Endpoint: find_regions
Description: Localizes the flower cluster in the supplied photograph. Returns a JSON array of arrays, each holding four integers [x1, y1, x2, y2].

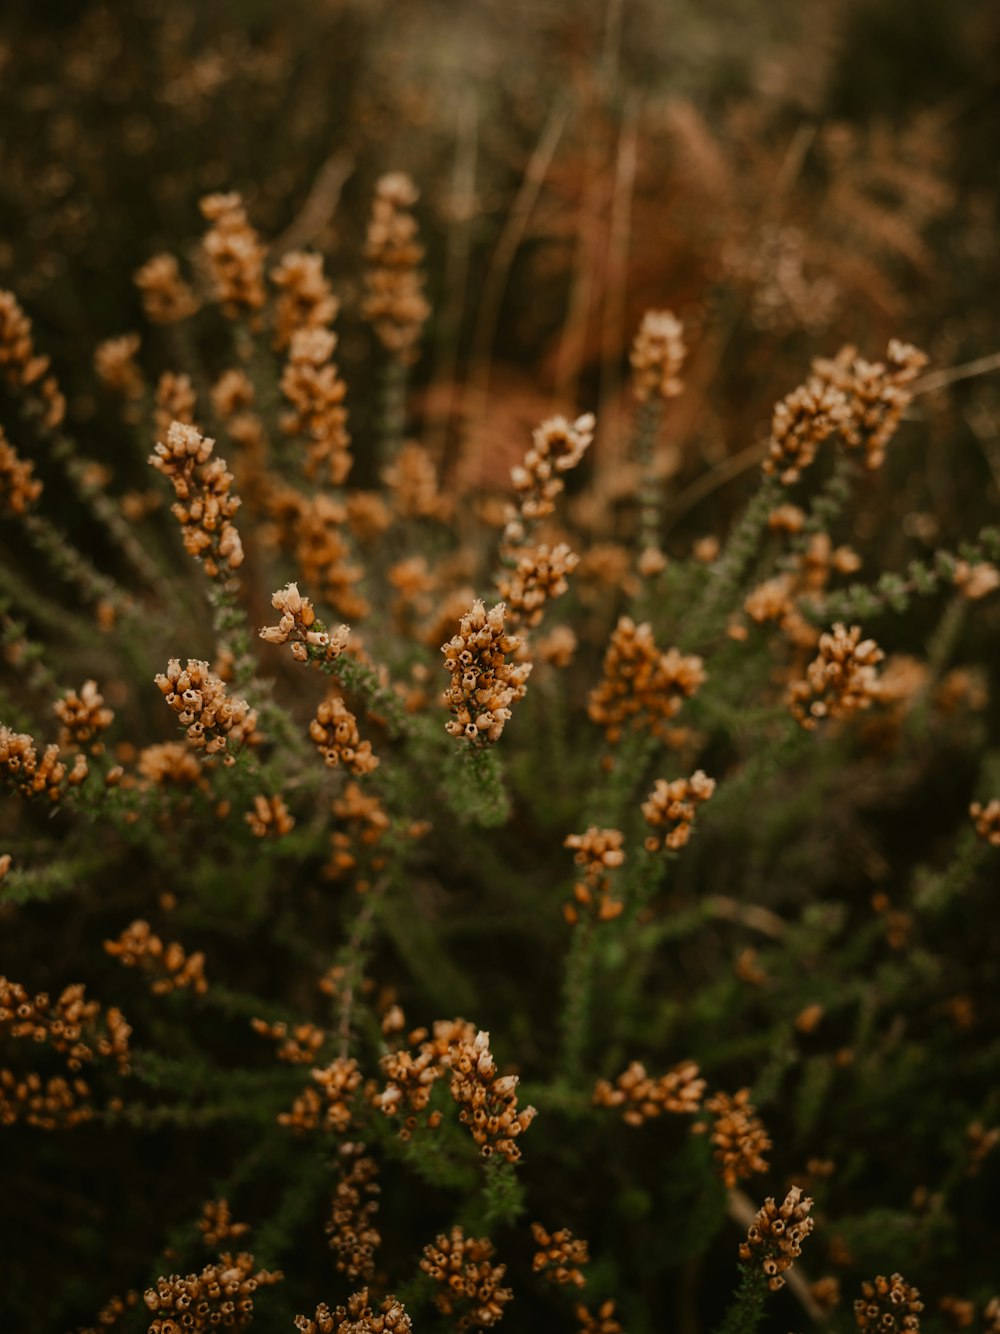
[[271, 249, 339, 351], [279, 1057, 363, 1134], [144, 1252, 282, 1332], [325, 782, 395, 890], [327, 1140, 381, 1281], [854, 1274, 923, 1334], [154, 370, 197, 439], [814, 340, 928, 471], [575, 1300, 624, 1333], [587, 617, 705, 745], [94, 333, 144, 405], [593, 1059, 705, 1124], [970, 799, 1000, 847], [259, 582, 350, 664], [244, 793, 295, 838], [149, 421, 244, 578], [294, 1289, 411, 1334], [54, 680, 114, 754], [199, 1199, 250, 1250], [250, 1018, 326, 1064], [442, 599, 531, 744], [362, 172, 430, 364], [739, 1185, 815, 1291], [310, 695, 379, 775], [154, 658, 258, 758], [697, 1088, 772, 1187], [630, 309, 687, 403], [382, 441, 451, 521], [641, 771, 716, 852], [281, 328, 352, 485], [762, 375, 850, 486], [0, 977, 131, 1072], [563, 826, 626, 923], [104, 919, 208, 996], [501, 413, 595, 549], [200, 191, 266, 324], [531, 1223, 590, 1287], [789, 623, 884, 729], [419, 1227, 513, 1331], [374, 1017, 476, 1134], [496, 542, 579, 630], [0, 725, 88, 801], [0, 288, 65, 428], [446, 1027, 537, 1161], [134, 253, 199, 324], [0, 425, 43, 514], [0, 1069, 98, 1130]]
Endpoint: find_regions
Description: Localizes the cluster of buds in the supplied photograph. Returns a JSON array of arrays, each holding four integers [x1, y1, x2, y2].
[[310, 695, 379, 775], [442, 599, 531, 745], [295, 1289, 411, 1334], [0, 288, 65, 428], [970, 799, 1000, 847], [739, 1186, 815, 1291], [0, 977, 131, 1073], [696, 1088, 772, 1187], [155, 658, 258, 759], [576, 1300, 624, 1334], [325, 782, 396, 890], [281, 328, 352, 486], [762, 376, 851, 486], [854, 1274, 923, 1334], [134, 253, 199, 324], [373, 1017, 477, 1136], [0, 425, 43, 514], [630, 309, 686, 403], [327, 1140, 381, 1281], [563, 826, 626, 924], [362, 172, 430, 364], [53, 680, 114, 754], [642, 771, 716, 852], [593, 1059, 705, 1124], [382, 441, 451, 521], [814, 340, 927, 471], [259, 582, 350, 665], [0, 1068, 98, 1129], [94, 332, 144, 406], [446, 1028, 537, 1162], [496, 542, 579, 630], [588, 617, 705, 746], [144, 1252, 282, 1332], [153, 370, 197, 440], [270, 249, 339, 351], [279, 1057, 363, 1134], [789, 623, 884, 729], [250, 1018, 326, 1065], [419, 1227, 513, 1331], [245, 793, 295, 838], [149, 422, 244, 579], [199, 1199, 251, 1250], [104, 920, 208, 996], [501, 413, 595, 549], [0, 725, 88, 801], [282, 489, 368, 620], [531, 1223, 590, 1287], [200, 192, 266, 324]]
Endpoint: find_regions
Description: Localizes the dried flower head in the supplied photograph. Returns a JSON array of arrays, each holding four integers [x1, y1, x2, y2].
[[281, 327, 352, 486], [698, 1088, 772, 1187], [310, 695, 379, 776], [94, 333, 144, 403], [563, 826, 626, 923], [642, 770, 716, 851], [294, 1289, 411, 1334], [104, 920, 208, 995], [789, 623, 884, 729], [271, 249, 339, 350], [0, 425, 43, 515], [813, 339, 928, 471], [134, 253, 199, 324], [497, 542, 579, 630], [970, 800, 1000, 847], [0, 726, 88, 801], [442, 599, 531, 745], [501, 413, 595, 549], [594, 1059, 705, 1124], [154, 370, 197, 440], [144, 1251, 282, 1332], [383, 441, 451, 521], [739, 1185, 815, 1290], [327, 1141, 381, 1281], [200, 191, 266, 324], [251, 1018, 326, 1065], [420, 1227, 513, 1330], [362, 172, 430, 364], [446, 1028, 537, 1162], [0, 288, 65, 428], [575, 1300, 624, 1334], [279, 1057, 363, 1134], [588, 617, 705, 745], [762, 376, 850, 485], [854, 1274, 923, 1334], [531, 1223, 589, 1287], [630, 309, 686, 402], [149, 421, 244, 578], [0, 977, 131, 1073], [54, 680, 114, 754], [199, 1199, 251, 1249], [259, 582, 350, 665], [154, 658, 258, 758], [245, 794, 295, 838]]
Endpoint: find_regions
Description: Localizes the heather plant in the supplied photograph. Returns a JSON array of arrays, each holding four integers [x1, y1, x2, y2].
[[3, 8, 1000, 1334]]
